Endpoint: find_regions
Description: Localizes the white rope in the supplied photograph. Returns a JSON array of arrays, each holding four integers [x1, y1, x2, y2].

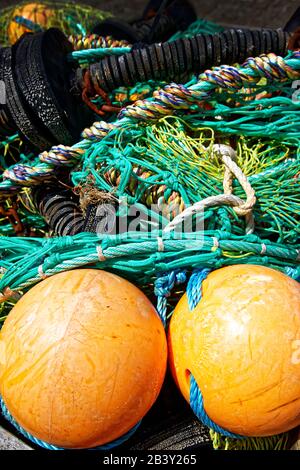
[[260, 243, 267, 255], [96, 244, 106, 261], [157, 237, 164, 252], [164, 144, 256, 234], [38, 265, 47, 280]]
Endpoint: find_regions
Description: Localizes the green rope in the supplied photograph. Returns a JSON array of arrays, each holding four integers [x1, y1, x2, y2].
[[210, 430, 291, 450], [69, 46, 131, 63]]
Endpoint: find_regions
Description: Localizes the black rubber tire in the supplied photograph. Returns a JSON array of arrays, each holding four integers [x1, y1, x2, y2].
[[3, 47, 51, 150]]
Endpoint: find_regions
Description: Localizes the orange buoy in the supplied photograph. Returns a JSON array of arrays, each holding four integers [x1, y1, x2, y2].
[[168, 265, 300, 436], [7, 3, 54, 44], [0, 269, 167, 448]]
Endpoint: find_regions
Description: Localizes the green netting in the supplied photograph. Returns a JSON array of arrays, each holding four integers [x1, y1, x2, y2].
[[0, 2, 222, 47], [0, 1, 111, 46], [209, 430, 291, 450]]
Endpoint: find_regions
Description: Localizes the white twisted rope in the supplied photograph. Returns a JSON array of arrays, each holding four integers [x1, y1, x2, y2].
[[164, 144, 256, 234]]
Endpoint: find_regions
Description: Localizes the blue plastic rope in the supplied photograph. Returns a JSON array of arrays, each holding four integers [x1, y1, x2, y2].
[[284, 265, 300, 281], [189, 375, 242, 439], [186, 268, 210, 310], [154, 270, 187, 326], [1, 397, 141, 450], [13, 15, 43, 32], [186, 268, 242, 440]]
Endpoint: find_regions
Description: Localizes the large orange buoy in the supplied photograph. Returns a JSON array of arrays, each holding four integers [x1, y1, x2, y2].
[[168, 265, 300, 437], [7, 3, 54, 44], [0, 269, 167, 448]]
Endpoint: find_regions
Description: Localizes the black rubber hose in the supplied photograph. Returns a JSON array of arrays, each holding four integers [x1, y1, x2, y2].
[[88, 28, 289, 92], [0, 47, 17, 136], [33, 186, 118, 236], [0, 107, 17, 136], [33, 186, 84, 236]]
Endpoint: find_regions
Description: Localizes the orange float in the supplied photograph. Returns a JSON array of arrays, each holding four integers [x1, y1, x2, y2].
[[168, 265, 300, 436], [7, 3, 54, 44], [0, 269, 167, 448]]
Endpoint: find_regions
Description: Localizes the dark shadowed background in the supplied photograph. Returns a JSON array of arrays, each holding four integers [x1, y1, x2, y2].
[[0, 0, 299, 29]]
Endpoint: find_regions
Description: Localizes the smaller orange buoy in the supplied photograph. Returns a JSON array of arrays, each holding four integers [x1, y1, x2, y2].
[[8, 3, 54, 44], [169, 265, 300, 437], [0, 269, 167, 448]]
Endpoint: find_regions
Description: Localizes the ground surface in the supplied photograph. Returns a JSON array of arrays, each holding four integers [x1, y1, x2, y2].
[[0, 0, 299, 28]]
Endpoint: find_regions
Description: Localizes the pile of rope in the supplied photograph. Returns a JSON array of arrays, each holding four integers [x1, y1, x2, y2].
[[0, 13, 299, 451]]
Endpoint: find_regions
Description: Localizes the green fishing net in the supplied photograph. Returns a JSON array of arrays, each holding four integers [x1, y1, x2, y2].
[[0, 1, 110, 46]]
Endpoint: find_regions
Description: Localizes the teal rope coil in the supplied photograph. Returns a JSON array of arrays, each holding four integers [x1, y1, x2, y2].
[[0, 397, 141, 450]]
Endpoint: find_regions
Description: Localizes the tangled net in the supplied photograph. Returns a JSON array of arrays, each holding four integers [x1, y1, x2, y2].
[[0, 1, 110, 46], [0, 15, 299, 451]]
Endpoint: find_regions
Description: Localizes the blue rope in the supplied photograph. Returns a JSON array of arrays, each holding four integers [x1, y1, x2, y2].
[[1, 397, 140, 450], [284, 266, 300, 281], [189, 375, 242, 439], [154, 270, 187, 326], [13, 16, 43, 32], [186, 268, 210, 310], [186, 268, 242, 440]]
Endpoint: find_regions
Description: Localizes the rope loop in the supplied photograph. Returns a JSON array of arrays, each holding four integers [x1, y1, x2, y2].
[[154, 270, 187, 326], [212, 144, 257, 218], [164, 144, 256, 235]]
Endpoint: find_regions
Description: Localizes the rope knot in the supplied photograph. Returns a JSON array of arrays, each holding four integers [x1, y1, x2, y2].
[[154, 270, 187, 326], [43, 253, 62, 270], [57, 236, 75, 250], [160, 171, 179, 190]]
